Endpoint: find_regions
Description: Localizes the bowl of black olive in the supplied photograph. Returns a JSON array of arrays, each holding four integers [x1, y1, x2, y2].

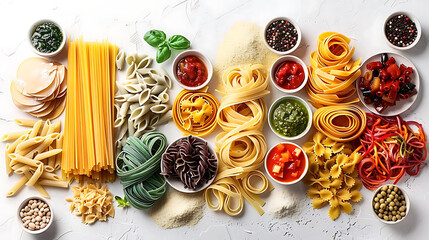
[[29, 19, 66, 57]]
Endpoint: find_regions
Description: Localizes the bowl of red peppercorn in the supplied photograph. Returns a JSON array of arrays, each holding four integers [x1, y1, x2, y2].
[[384, 12, 421, 50], [270, 55, 308, 93], [264, 17, 302, 55]]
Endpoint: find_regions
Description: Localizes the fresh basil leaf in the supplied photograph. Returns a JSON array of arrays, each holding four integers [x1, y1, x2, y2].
[[168, 35, 191, 50], [156, 43, 171, 63], [115, 196, 130, 207], [144, 30, 167, 47]]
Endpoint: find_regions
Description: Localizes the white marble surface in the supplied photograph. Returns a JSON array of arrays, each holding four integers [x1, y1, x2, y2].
[[0, 0, 428, 239]]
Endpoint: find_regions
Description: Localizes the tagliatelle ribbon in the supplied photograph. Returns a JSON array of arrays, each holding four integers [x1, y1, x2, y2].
[[313, 104, 367, 142], [205, 64, 273, 216], [307, 32, 362, 108], [172, 86, 219, 137]]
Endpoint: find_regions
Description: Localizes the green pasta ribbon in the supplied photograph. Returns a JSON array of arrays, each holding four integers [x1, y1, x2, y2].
[[116, 132, 168, 209]]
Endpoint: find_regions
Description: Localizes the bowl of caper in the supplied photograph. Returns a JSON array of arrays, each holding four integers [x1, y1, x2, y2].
[[372, 184, 409, 224]]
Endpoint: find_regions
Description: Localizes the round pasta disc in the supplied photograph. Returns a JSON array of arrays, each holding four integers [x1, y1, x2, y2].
[[31, 71, 60, 100], [30, 99, 56, 116], [15, 57, 57, 94], [10, 81, 40, 107], [41, 96, 66, 120], [357, 52, 420, 116]]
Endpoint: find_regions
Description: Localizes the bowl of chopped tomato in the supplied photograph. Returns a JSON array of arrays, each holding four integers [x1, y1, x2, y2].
[[172, 50, 213, 90], [265, 142, 308, 185], [270, 55, 308, 93]]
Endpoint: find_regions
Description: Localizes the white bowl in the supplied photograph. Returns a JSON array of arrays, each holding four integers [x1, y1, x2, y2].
[[383, 11, 421, 50], [264, 142, 309, 185], [357, 52, 420, 116], [268, 96, 312, 141], [29, 19, 66, 58], [372, 185, 410, 224], [172, 50, 213, 91], [264, 17, 302, 55], [161, 136, 218, 193], [270, 55, 308, 93], [17, 196, 54, 234]]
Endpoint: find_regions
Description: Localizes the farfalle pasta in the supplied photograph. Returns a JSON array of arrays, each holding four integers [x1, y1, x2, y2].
[[302, 132, 363, 220], [173, 87, 219, 137]]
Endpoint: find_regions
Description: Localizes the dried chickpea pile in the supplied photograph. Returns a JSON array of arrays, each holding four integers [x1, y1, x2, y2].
[[373, 185, 407, 222], [19, 199, 51, 231]]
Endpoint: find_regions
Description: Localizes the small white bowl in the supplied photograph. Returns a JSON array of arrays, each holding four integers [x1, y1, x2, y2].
[[383, 12, 421, 50], [264, 142, 309, 185], [268, 96, 312, 141], [172, 50, 213, 91], [161, 136, 218, 193], [270, 55, 308, 93], [17, 196, 54, 234], [372, 185, 410, 224], [264, 17, 302, 55], [29, 19, 66, 58]]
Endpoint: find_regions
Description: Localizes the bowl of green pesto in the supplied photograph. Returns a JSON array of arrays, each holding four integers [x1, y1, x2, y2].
[[268, 96, 312, 140], [29, 19, 66, 57]]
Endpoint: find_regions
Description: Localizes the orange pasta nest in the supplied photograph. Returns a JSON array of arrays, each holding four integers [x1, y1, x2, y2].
[[313, 104, 367, 142], [307, 32, 361, 108], [173, 87, 219, 137]]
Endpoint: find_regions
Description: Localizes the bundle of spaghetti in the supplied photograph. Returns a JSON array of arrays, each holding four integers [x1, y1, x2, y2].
[[62, 38, 117, 182], [307, 32, 362, 108], [313, 104, 366, 142], [172, 86, 219, 137], [205, 64, 273, 216]]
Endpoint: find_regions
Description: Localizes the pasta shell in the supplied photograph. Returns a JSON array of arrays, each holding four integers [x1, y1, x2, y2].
[[126, 55, 135, 65], [328, 206, 341, 220], [126, 63, 137, 79], [158, 89, 169, 103], [149, 95, 161, 104], [114, 116, 126, 128], [116, 50, 125, 70], [115, 94, 133, 103], [125, 83, 142, 93], [138, 89, 151, 106], [136, 55, 150, 69], [150, 84, 167, 95]]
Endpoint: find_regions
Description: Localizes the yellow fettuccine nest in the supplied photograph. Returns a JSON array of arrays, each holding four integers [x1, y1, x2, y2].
[[313, 104, 367, 142], [302, 132, 363, 220], [307, 32, 361, 108], [205, 64, 273, 216], [173, 87, 219, 137]]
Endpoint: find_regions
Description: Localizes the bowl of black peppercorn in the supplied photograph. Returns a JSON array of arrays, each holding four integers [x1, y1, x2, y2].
[[384, 12, 421, 50], [264, 17, 302, 55]]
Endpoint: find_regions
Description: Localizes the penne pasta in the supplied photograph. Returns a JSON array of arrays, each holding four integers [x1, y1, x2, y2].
[[14, 119, 40, 127], [26, 163, 44, 186], [29, 120, 43, 138], [38, 179, 68, 188], [40, 120, 51, 136], [1, 130, 31, 142], [6, 175, 28, 197], [34, 148, 62, 161]]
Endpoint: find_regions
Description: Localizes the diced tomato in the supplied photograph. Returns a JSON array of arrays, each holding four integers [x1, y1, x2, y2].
[[281, 151, 290, 160], [272, 164, 282, 174], [276, 144, 285, 152], [291, 171, 298, 178], [296, 160, 301, 167], [292, 147, 302, 157]]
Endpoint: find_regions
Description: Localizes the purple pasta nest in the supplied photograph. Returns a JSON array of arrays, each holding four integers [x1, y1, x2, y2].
[[161, 136, 217, 190]]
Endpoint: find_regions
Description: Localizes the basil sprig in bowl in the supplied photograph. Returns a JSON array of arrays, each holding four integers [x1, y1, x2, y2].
[[144, 30, 191, 63]]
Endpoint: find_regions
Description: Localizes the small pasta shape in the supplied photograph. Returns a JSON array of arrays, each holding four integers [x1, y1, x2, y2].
[[116, 50, 125, 70]]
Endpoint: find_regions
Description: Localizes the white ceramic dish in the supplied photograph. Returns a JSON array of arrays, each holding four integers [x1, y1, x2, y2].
[[264, 142, 309, 185], [268, 96, 312, 141], [161, 136, 218, 193], [28, 19, 66, 57], [17, 196, 53, 234], [383, 11, 421, 50], [372, 185, 410, 224], [172, 50, 213, 91], [264, 17, 302, 55], [357, 52, 420, 116], [270, 55, 308, 93]]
